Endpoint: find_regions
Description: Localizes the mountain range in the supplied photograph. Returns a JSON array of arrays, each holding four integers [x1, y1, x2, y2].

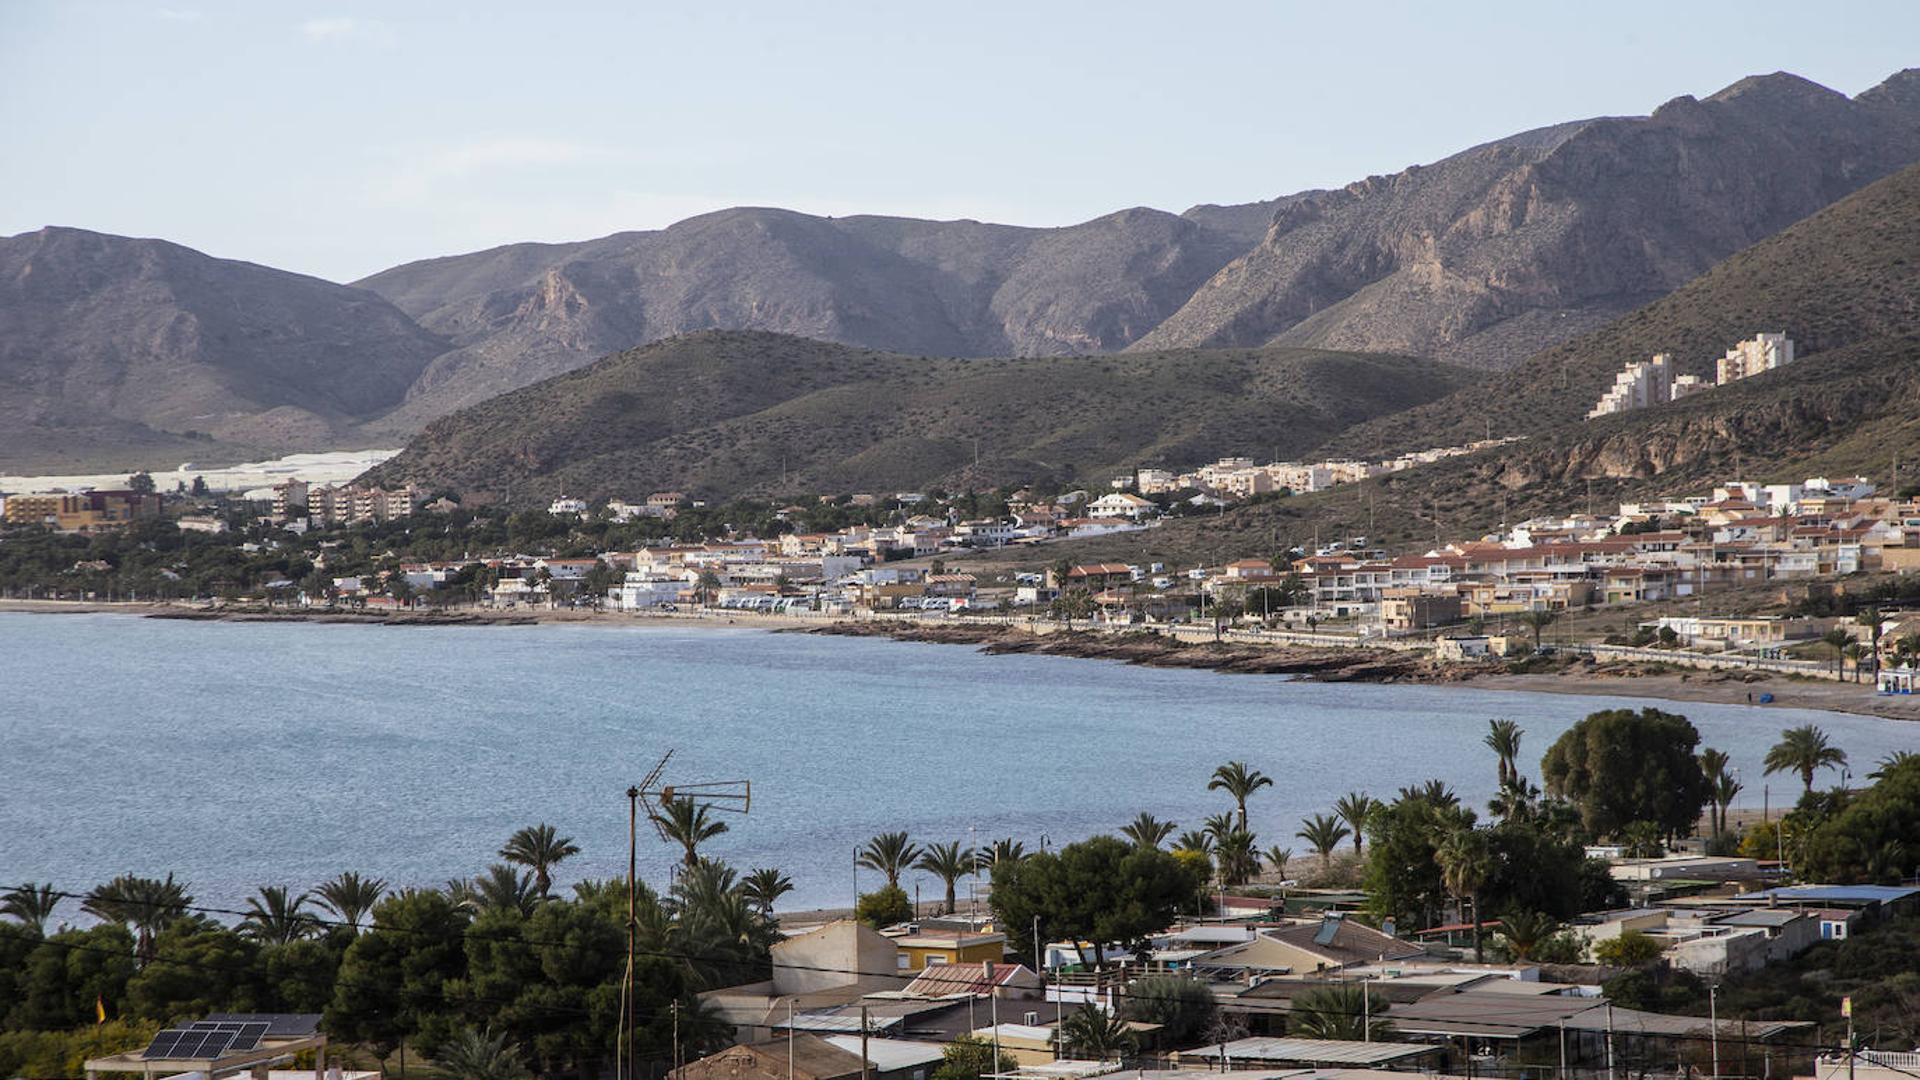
[[1044, 159, 1920, 566], [1, 68, 1917, 476]]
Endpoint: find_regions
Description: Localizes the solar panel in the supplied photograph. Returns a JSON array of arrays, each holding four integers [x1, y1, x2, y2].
[[143, 1030, 192, 1058], [189, 1020, 270, 1051], [1312, 914, 1343, 946], [202, 1030, 239, 1059]]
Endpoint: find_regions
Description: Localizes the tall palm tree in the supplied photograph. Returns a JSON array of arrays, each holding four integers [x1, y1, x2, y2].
[[1484, 720, 1524, 786], [1296, 815, 1351, 873], [1822, 627, 1854, 678], [655, 796, 730, 867], [1435, 829, 1492, 962], [1764, 725, 1848, 793], [498, 823, 581, 899], [858, 832, 922, 891], [1332, 792, 1378, 855], [1208, 761, 1273, 831], [1059, 1003, 1137, 1061], [1698, 748, 1737, 835], [742, 868, 794, 915], [915, 842, 974, 914], [1858, 608, 1886, 673], [1497, 910, 1558, 962], [1261, 847, 1293, 882], [82, 873, 191, 963], [1120, 813, 1176, 850], [242, 885, 317, 945], [314, 872, 387, 932], [1844, 643, 1867, 683], [0, 883, 59, 933]]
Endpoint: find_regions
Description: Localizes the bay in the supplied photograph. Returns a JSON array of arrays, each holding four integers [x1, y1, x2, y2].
[[1, 612, 1911, 914]]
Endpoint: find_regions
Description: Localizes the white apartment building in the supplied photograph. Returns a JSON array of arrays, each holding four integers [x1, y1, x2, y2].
[[1588, 353, 1675, 418], [1717, 333, 1795, 384]]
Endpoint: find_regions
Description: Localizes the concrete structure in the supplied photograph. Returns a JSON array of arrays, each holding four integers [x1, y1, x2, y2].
[[2, 490, 163, 532], [773, 920, 903, 994], [1717, 333, 1795, 385]]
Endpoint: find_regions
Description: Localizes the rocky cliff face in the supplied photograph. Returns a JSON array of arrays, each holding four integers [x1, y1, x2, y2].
[[1132, 71, 1920, 368]]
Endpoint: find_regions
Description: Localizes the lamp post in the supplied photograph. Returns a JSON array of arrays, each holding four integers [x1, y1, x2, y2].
[[1709, 983, 1720, 1079]]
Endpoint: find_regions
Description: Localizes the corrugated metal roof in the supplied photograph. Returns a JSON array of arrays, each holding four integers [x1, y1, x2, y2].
[[821, 1037, 945, 1072], [1204, 1038, 1439, 1066]]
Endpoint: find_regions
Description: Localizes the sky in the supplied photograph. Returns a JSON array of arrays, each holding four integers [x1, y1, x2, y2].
[[2, 1, 1914, 283]]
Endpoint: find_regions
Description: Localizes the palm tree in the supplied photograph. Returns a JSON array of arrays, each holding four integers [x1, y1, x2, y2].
[[979, 838, 1026, 872], [1261, 847, 1292, 882], [436, 1027, 533, 1080], [1400, 779, 1460, 808], [696, 569, 722, 607], [1214, 830, 1260, 888], [1517, 609, 1557, 650], [1823, 627, 1854, 677], [1488, 777, 1541, 823], [1844, 643, 1867, 682], [741, 868, 794, 915], [858, 832, 922, 891], [1288, 984, 1392, 1041], [1764, 724, 1848, 793], [1871, 750, 1920, 780], [467, 865, 538, 916], [1202, 812, 1239, 844], [1173, 831, 1214, 857], [498, 823, 581, 899], [0, 883, 59, 933], [1497, 910, 1557, 962], [915, 842, 974, 914], [1121, 813, 1176, 850], [241, 886, 317, 945], [314, 871, 387, 932], [1296, 815, 1351, 873], [655, 796, 730, 866], [1858, 608, 1886, 673], [1698, 748, 1738, 835], [1332, 792, 1378, 855], [1435, 828, 1493, 962], [1059, 1003, 1136, 1060], [1208, 761, 1273, 831], [82, 873, 191, 963], [1484, 720, 1524, 786]]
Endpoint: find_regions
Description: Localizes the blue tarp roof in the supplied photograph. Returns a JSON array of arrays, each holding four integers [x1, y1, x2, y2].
[[1762, 884, 1920, 903]]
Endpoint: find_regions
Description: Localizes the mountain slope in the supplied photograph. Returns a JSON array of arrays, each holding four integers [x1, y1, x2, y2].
[[1131, 70, 1920, 369], [356, 205, 1267, 426], [0, 227, 448, 470], [1039, 161, 1920, 565], [363, 332, 1473, 503]]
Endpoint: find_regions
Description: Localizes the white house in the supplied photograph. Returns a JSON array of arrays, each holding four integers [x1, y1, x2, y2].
[[609, 574, 686, 610], [1088, 492, 1157, 520]]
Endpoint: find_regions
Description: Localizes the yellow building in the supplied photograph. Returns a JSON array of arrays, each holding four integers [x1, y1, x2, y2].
[[885, 928, 1006, 972]]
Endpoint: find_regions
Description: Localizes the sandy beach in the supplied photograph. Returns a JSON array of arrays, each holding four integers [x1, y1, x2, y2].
[[6, 598, 1915, 722]]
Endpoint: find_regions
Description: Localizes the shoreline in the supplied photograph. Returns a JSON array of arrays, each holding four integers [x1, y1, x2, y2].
[[6, 598, 1916, 722]]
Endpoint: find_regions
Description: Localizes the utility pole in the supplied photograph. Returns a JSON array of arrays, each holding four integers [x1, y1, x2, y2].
[[860, 1005, 871, 1080], [625, 786, 639, 1080], [788, 1000, 796, 1080], [1605, 1002, 1617, 1080], [671, 1000, 680, 1078], [1709, 984, 1720, 1079]]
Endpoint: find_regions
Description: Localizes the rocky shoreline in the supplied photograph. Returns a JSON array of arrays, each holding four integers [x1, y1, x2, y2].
[[804, 620, 1436, 680], [145, 606, 540, 626]]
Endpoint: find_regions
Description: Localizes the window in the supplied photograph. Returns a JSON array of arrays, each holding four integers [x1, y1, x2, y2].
[[897, 955, 910, 970], [926, 955, 946, 966]]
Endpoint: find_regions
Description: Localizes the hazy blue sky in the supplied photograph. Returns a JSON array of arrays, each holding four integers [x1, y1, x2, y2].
[[3, 1, 1913, 282]]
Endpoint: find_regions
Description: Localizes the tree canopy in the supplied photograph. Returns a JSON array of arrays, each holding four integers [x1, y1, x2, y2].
[[1540, 708, 1710, 838]]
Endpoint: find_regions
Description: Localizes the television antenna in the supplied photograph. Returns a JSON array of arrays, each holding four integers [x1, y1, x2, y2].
[[620, 750, 752, 1080]]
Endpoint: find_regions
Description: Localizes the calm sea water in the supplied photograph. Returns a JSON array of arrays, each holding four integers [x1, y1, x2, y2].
[[2, 612, 1913, 914]]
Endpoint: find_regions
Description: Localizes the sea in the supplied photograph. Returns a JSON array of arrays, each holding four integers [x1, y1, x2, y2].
[[2, 612, 1913, 914]]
